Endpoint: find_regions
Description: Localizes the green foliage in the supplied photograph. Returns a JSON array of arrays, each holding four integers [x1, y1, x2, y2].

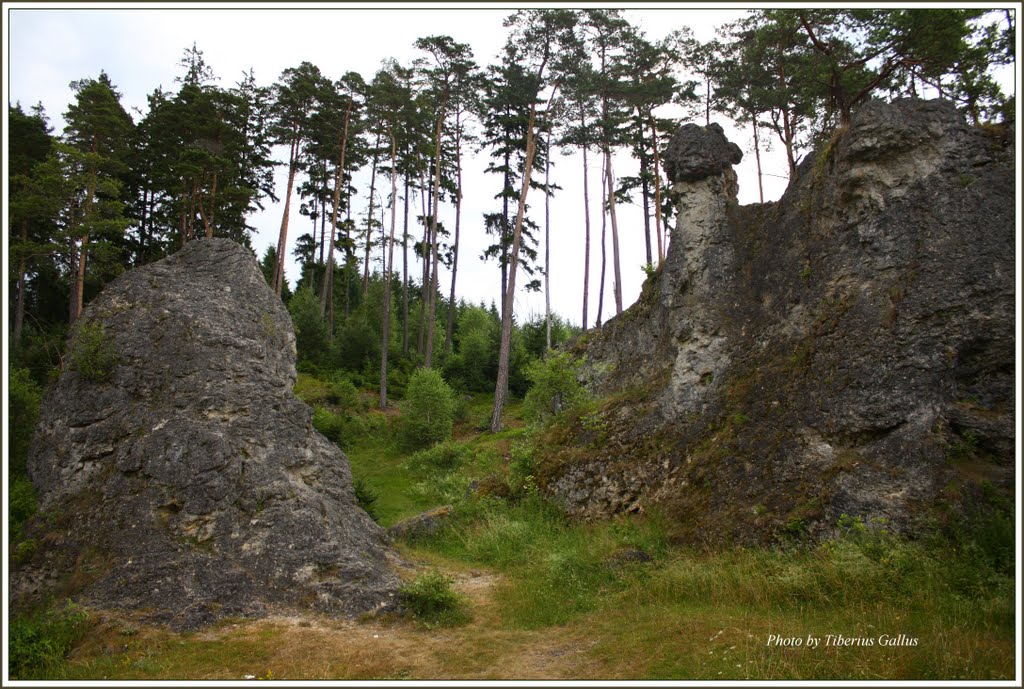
[[327, 377, 359, 408], [352, 476, 380, 522], [398, 571, 471, 628], [10, 476, 39, 563], [400, 368, 456, 450], [8, 601, 91, 679], [448, 306, 497, 392], [406, 441, 470, 475], [311, 405, 366, 451], [405, 441, 476, 505], [8, 367, 42, 476], [68, 321, 120, 383], [288, 287, 329, 365], [507, 440, 539, 497], [522, 351, 589, 424], [835, 513, 895, 560]]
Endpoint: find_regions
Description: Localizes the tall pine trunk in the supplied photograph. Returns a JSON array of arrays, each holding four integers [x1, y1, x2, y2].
[[491, 101, 542, 432], [425, 93, 448, 369], [344, 203, 353, 318], [650, 114, 665, 264], [499, 158, 510, 323], [581, 137, 592, 333], [605, 146, 623, 316], [596, 154, 607, 328], [74, 149, 101, 323], [362, 132, 381, 297], [273, 133, 301, 296], [752, 116, 764, 203], [417, 171, 430, 355], [543, 127, 552, 351], [402, 174, 411, 355], [444, 117, 463, 355], [638, 111, 652, 267], [321, 104, 350, 318], [380, 123, 399, 409]]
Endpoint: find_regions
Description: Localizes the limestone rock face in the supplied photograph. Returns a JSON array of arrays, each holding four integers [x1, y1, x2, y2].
[[555, 100, 1015, 541], [22, 238, 398, 627], [663, 122, 743, 183]]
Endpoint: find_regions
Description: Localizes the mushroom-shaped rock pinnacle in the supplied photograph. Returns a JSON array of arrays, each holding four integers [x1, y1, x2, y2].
[[663, 122, 743, 184]]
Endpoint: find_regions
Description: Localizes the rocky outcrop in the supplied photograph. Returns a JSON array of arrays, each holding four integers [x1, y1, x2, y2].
[[19, 238, 398, 628], [552, 99, 1015, 542]]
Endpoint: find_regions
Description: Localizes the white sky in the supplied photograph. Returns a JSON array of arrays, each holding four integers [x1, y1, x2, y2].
[[3, 3, 1012, 328]]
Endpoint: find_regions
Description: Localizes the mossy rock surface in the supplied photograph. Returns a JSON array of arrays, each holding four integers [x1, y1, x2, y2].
[[550, 100, 1015, 544]]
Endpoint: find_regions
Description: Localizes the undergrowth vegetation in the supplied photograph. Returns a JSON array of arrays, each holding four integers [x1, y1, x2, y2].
[[8, 358, 1015, 680]]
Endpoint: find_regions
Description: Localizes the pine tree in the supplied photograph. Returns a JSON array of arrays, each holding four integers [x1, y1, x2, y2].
[[269, 61, 329, 296], [62, 71, 134, 323], [490, 9, 578, 432], [8, 103, 55, 347]]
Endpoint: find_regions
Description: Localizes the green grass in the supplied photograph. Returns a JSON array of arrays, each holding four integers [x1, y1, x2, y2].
[[14, 370, 1014, 680]]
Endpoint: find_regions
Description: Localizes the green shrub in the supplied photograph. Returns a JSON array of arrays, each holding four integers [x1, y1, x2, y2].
[[8, 367, 42, 476], [327, 376, 361, 411], [8, 601, 91, 679], [288, 287, 329, 366], [10, 476, 37, 541], [452, 307, 496, 392], [68, 321, 120, 383], [312, 405, 366, 450], [522, 351, 588, 424], [406, 441, 470, 475], [399, 571, 470, 628], [400, 368, 456, 450], [508, 440, 538, 497], [352, 476, 380, 522]]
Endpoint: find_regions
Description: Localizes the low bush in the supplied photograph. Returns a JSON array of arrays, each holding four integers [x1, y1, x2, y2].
[[68, 322, 120, 383], [352, 476, 380, 522], [327, 376, 362, 411], [8, 367, 41, 476], [10, 476, 37, 542], [312, 406, 367, 451], [522, 351, 588, 425], [8, 601, 91, 679], [406, 441, 471, 475], [399, 571, 470, 628], [400, 368, 456, 451]]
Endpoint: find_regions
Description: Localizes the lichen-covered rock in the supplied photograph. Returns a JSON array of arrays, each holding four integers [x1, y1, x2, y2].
[[19, 238, 398, 628], [388, 505, 454, 541], [552, 100, 1015, 543]]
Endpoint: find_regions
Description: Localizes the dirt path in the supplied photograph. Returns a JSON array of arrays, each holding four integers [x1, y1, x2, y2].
[[233, 569, 600, 680], [71, 566, 603, 681]]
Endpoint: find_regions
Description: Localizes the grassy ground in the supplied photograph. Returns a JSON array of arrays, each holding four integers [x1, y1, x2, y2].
[[12, 374, 1016, 681]]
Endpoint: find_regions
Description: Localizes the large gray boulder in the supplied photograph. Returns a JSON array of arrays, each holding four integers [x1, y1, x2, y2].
[[20, 238, 398, 628], [554, 100, 1015, 542]]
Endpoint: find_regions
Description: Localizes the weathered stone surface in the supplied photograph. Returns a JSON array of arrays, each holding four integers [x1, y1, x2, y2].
[[19, 238, 398, 628], [554, 100, 1015, 543], [388, 505, 454, 541], [663, 122, 743, 183]]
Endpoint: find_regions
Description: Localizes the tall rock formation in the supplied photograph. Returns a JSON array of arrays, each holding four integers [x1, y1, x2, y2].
[[18, 238, 398, 628], [548, 99, 1015, 543]]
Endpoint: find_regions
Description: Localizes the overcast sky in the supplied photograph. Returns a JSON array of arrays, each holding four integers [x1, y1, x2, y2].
[[3, 3, 938, 327]]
